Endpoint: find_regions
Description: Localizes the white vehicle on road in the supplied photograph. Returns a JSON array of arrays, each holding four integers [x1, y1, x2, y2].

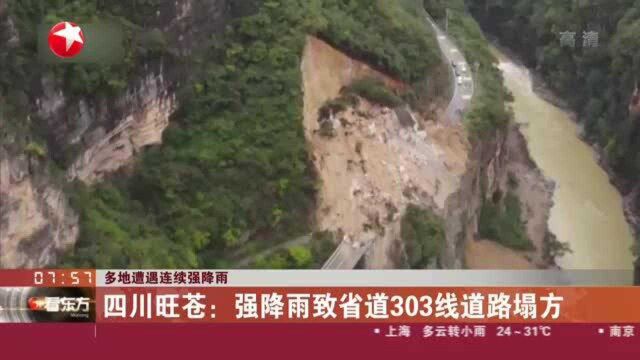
[[457, 76, 463, 85]]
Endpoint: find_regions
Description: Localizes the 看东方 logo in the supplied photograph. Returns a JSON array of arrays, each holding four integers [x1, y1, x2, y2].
[[47, 21, 85, 59]]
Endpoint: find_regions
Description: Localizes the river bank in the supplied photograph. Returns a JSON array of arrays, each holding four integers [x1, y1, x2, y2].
[[531, 72, 640, 241], [491, 41, 640, 241], [495, 48, 635, 275], [464, 119, 557, 270]]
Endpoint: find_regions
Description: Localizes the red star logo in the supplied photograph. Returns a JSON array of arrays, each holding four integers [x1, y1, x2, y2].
[[48, 21, 85, 59], [27, 297, 43, 311]]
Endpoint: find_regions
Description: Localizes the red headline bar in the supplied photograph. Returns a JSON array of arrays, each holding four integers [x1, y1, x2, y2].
[[95, 287, 640, 324]]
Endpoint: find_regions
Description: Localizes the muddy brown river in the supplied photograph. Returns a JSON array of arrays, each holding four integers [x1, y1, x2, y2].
[[497, 51, 635, 276]]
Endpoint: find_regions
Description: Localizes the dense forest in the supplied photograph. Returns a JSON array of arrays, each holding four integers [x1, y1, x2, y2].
[[2, 0, 522, 269], [464, 1, 640, 234], [2, 0, 442, 268]]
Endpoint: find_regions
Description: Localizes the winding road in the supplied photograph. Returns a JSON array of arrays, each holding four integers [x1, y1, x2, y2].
[[425, 12, 475, 124]]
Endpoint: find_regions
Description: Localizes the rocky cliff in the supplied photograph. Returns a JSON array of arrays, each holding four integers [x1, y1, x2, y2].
[[1, 1, 78, 267], [41, 0, 231, 184], [445, 124, 555, 269], [0, 132, 79, 268], [0, 0, 231, 267]]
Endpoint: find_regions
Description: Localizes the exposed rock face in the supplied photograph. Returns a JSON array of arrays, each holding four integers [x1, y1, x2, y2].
[[0, 0, 230, 267], [625, 187, 640, 225], [1, 3, 75, 268], [500, 125, 555, 266], [625, 87, 640, 234], [65, 72, 176, 183], [444, 124, 555, 269], [629, 86, 640, 118], [0, 142, 79, 268], [39, 0, 230, 184], [0, 2, 18, 46]]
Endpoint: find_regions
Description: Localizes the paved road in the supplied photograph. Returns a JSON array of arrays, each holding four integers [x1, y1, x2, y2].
[[234, 234, 312, 268], [321, 240, 371, 269], [320, 12, 475, 270], [425, 13, 474, 124]]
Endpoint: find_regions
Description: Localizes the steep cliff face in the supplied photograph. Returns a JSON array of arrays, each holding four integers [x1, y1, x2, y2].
[[0, 0, 231, 267], [444, 124, 555, 269], [624, 88, 640, 236], [1, 2, 77, 268], [0, 130, 79, 268], [440, 143, 482, 269], [40, 0, 230, 184], [63, 72, 176, 184]]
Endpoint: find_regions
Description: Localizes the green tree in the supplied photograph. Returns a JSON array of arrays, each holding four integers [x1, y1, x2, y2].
[[401, 205, 445, 268]]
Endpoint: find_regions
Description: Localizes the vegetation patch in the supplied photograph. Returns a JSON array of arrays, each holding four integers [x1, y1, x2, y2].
[[317, 76, 405, 133], [401, 205, 446, 269], [478, 192, 533, 251], [320, 0, 441, 84], [252, 232, 336, 269], [343, 77, 404, 108], [318, 94, 359, 121], [542, 232, 571, 265]]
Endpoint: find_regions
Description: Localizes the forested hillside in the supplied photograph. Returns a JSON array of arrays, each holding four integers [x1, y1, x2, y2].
[[465, 1, 640, 229], [2, 0, 529, 270], [2, 0, 161, 157], [52, 0, 442, 268]]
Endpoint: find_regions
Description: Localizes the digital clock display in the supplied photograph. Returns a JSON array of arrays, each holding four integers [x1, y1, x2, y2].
[[33, 270, 94, 287]]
